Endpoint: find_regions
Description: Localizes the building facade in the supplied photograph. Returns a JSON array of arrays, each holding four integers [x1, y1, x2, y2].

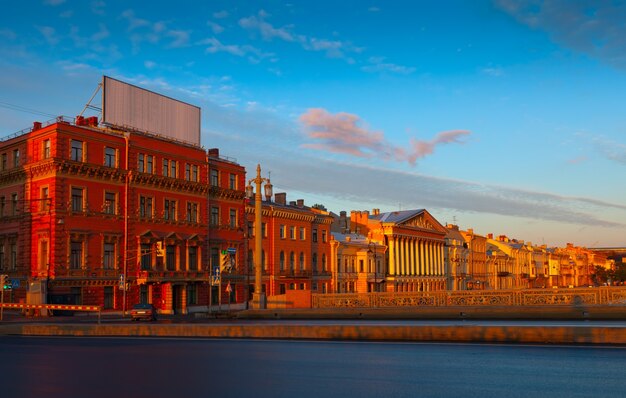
[[329, 233, 386, 293], [351, 209, 448, 292], [245, 193, 333, 299], [0, 116, 229, 314]]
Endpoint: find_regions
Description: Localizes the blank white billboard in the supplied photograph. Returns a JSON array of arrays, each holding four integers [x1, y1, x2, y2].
[[102, 76, 201, 146]]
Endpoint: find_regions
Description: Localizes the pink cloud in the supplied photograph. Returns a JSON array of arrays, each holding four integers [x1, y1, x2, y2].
[[300, 108, 470, 165]]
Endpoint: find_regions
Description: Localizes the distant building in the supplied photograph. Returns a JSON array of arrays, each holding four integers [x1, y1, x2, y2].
[[350, 209, 448, 292], [330, 233, 386, 293], [445, 225, 469, 290], [245, 193, 333, 300]]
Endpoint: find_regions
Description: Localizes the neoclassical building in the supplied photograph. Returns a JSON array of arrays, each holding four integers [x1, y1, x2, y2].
[[350, 209, 448, 292]]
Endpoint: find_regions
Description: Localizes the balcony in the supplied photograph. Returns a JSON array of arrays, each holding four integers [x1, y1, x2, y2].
[[278, 269, 312, 278]]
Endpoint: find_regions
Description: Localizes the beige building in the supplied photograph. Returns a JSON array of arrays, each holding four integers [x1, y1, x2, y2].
[[444, 225, 469, 290], [329, 233, 386, 293], [351, 209, 448, 292]]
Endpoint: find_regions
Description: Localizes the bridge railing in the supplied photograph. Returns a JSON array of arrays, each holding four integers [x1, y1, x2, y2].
[[312, 287, 626, 308], [0, 303, 102, 323]]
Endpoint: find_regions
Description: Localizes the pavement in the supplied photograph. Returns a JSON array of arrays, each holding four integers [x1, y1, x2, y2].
[[2, 305, 626, 345]]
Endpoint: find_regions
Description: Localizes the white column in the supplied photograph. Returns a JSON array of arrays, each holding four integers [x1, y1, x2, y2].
[[410, 238, 416, 276], [388, 236, 396, 276], [419, 240, 425, 275]]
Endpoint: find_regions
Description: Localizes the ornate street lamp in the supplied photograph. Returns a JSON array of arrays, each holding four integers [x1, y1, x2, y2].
[[245, 164, 272, 309]]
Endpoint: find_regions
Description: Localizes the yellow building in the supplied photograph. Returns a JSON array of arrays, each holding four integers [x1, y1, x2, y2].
[[351, 209, 448, 292]]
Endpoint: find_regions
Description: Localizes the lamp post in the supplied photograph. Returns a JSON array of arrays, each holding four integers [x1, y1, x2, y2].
[[245, 164, 272, 309]]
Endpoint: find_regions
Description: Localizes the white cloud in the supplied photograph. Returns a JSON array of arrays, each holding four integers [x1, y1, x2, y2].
[[207, 21, 224, 34], [36, 26, 59, 46], [213, 10, 229, 19], [361, 57, 416, 74]]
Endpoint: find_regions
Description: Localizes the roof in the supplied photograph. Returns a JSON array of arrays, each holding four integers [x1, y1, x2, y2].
[[370, 209, 425, 224]]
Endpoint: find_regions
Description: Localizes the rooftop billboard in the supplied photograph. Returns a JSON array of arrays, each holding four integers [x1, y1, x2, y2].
[[102, 76, 201, 146]]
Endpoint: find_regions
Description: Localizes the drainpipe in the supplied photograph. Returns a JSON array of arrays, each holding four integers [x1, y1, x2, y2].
[[123, 132, 130, 316]]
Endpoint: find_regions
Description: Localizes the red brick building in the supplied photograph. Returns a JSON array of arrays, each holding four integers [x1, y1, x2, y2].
[[207, 148, 246, 306], [0, 116, 249, 314], [245, 193, 333, 300]]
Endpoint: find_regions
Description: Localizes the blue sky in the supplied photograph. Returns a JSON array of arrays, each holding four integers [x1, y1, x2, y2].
[[1, 0, 626, 247]]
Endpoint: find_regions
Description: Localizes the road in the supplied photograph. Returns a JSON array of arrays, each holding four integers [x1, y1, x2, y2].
[[2, 336, 625, 398]]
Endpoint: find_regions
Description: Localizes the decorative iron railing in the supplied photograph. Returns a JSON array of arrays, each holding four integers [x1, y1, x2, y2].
[[312, 287, 626, 308]]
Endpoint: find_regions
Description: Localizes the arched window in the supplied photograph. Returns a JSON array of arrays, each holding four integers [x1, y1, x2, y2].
[[299, 252, 305, 270], [289, 251, 295, 271], [279, 251, 285, 271]]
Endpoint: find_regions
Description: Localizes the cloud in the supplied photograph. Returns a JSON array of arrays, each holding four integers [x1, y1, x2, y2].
[[200, 37, 272, 62], [590, 136, 626, 165], [91, 0, 106, 15], [239, 11, 361, 60], [207, 21, 224, 34], [239, 11, 295, 41], [213, 10, 229, 19], [167, 30, 191, 48], [44, 0, 66, 5], [495, 0, 626, 69], [362, 56, 416, 74], [36, 26, 59, 46], [299, 108, 470, 165], [0, 29, 16, 41]]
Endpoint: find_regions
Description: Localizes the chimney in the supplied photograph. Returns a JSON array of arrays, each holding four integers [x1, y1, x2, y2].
[[373, 208, 380, 215], [32, 121, 42, 131], [274, 192, 286, 205], [208, 148, 219, 158], [297, 199, 304, 207], [487, 233, 493, 239], [289, 201, 297, 206]]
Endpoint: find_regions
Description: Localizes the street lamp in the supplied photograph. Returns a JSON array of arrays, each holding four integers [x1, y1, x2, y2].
[[367, 241, 378, 293], [245, 164, 272, 309]]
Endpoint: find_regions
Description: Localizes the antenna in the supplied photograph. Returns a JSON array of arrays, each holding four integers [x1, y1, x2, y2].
[[453, 215, 457, 225]]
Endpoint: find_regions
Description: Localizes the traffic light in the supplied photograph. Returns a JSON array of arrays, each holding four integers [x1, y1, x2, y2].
[[1, 274, 9, 290], [220, 250, 233, 273]]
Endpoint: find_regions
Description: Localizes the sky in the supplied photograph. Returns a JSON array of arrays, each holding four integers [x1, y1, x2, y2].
[[1, 0, 626, 248]]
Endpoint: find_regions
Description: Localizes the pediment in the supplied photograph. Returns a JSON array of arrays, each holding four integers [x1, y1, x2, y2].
[[399, 211, 447, 233]]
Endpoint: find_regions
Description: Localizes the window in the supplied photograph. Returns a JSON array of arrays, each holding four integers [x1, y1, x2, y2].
[[186, 284, 197, 305], [290, 226, 295, 240], [164, 199, 177, 221], [312, 253, 318, 271], [138, 154, 145, 172], [0, 196, 4, 217], [262, 222, 267, 238], [312, 229, 318, 243], [229, 173, 236, 190], [279, 284, 286, 294], [185, 164, 191, 180], [279, 251, 285, 271], [162, 159, 169, 177], [10, 244, 16, 270], [299, 252, 305, 270], [280, 225, 286, 239], [359, 259, 364, 273], [211, 206, 219, 226], [103, 243, 115, 269], [13, 149, 19, 167], [170, 160, 177, 178], [146, 155, 153, 173], [43, 139, 51, 159], [41, 187, 49, 211], [71, 187, 84, 212], [166, 245, 175, 271], [210, 169, 218, 186], [1, 153, 6, 170], [186, 202, 198, 223], [322, 230, 327, 243], [39, 240, 48, 271], [262, 249, 267, 271], [140, 243, 151, 270], [70, 241, 84, 269], [192, 165, 198, 182], [104, 147, 116, 167], [139, 285, 148, 304], [289, 251, 295, 271], [247, 221, 253, 238], [299, 227, 306, 240], [70, 140, 83, 161], [140, 196, 153, 218], [188, 246, 198, 271], [0, 245, 4, 270], [104, 192, 116, 214], [104, 287, 113, 309], [11, 193, 18, 216], [229, 209, 237, 228]]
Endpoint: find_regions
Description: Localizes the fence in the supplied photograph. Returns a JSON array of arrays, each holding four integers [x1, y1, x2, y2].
[[312, 287, 626, 309], [0, 303, 102, 323]]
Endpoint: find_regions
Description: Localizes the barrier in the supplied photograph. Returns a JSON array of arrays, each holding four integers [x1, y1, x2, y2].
[[0, 303, 102, 323]]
